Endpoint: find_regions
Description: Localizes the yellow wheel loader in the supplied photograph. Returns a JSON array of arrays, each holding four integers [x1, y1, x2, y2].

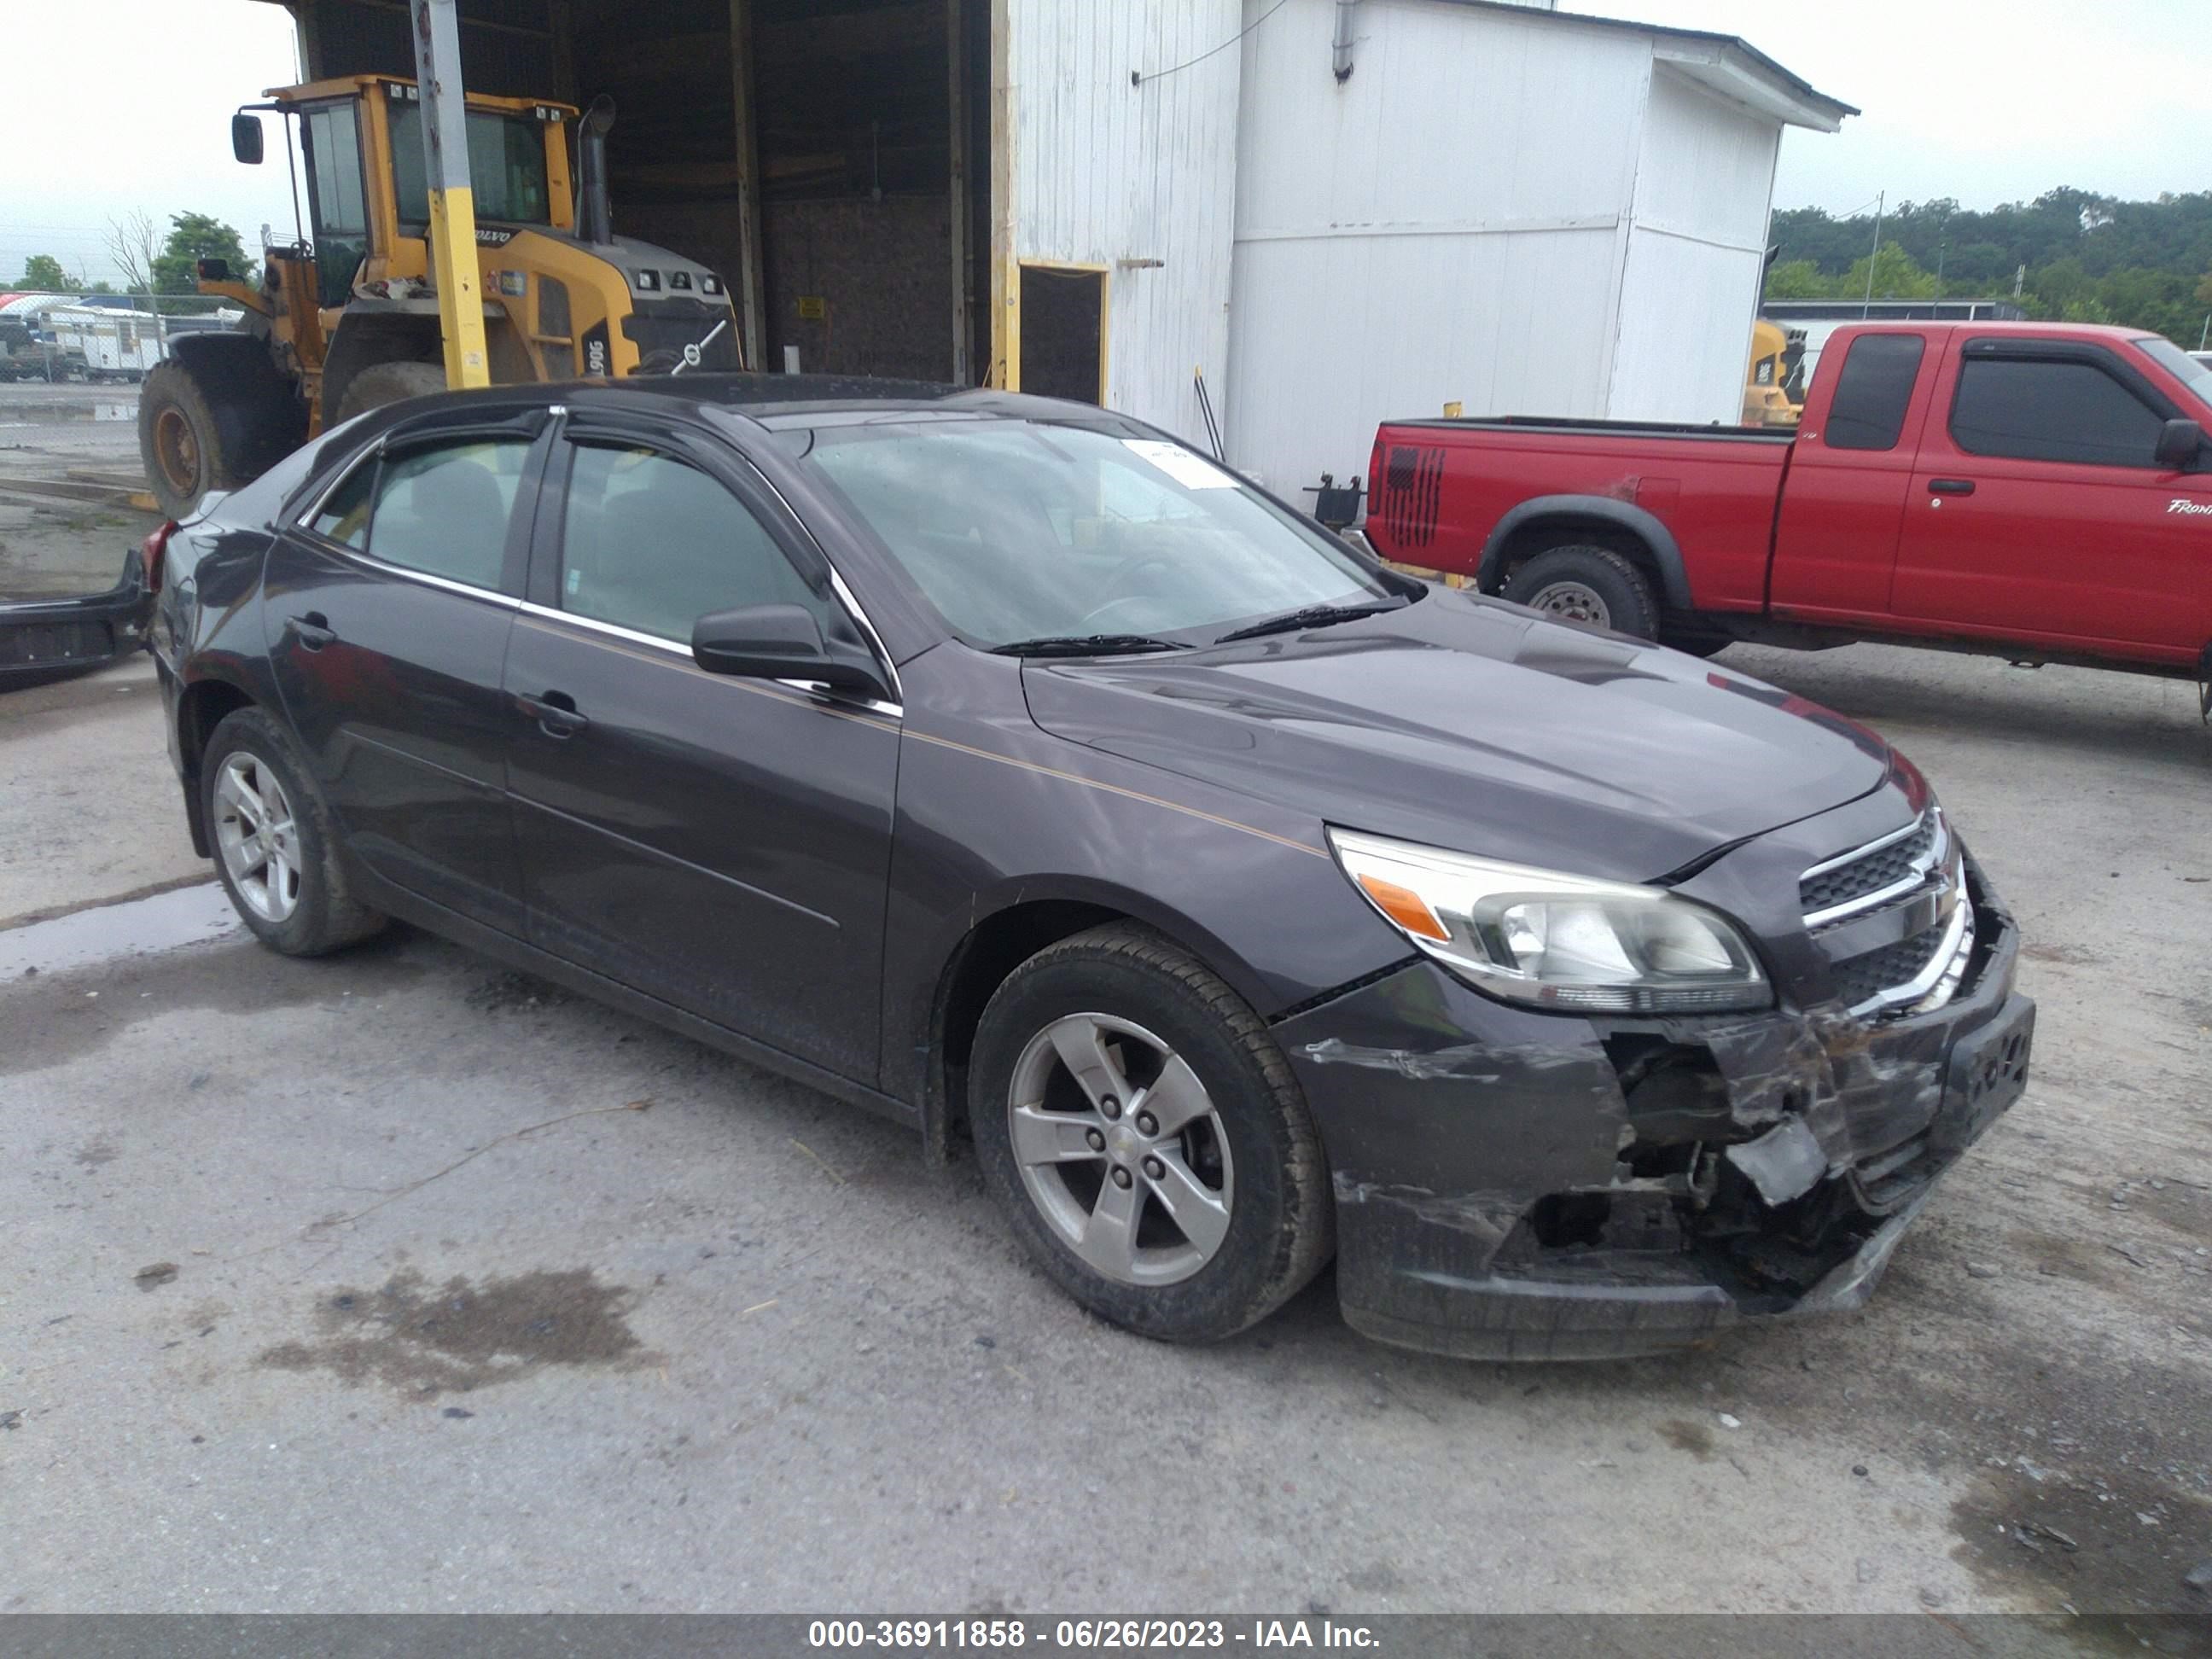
[[1741, 318, 1807, 428], [139, 75, 740, 517]]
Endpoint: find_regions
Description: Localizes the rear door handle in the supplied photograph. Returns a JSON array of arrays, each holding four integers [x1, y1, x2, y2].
[[287, 611, 335, 649], [515, 690, 590, 736], [1928, 478, 1976, 496]]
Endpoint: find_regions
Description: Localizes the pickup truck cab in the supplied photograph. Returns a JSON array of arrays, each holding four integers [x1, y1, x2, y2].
[[1364, 322, 2212, 679]]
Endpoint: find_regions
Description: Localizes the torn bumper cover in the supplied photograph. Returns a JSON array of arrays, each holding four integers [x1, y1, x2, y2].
[[0, 550, 153, 689], [1277, 870, 2032, 1360]]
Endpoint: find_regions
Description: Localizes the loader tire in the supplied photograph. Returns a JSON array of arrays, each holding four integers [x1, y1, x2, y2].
[[138, 352, 299, 518], [333, 361, 448, 426]]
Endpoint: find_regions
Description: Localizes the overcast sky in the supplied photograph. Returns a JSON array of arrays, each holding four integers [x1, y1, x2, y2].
[[1621, 0, 2211, 217], [3, 0, 2208, 288]]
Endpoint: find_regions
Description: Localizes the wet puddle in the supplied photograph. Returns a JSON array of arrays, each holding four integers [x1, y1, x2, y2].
[[0, 882, 240, 980], [0, 400, 137, 427], [259, 1267, 652, 1398]]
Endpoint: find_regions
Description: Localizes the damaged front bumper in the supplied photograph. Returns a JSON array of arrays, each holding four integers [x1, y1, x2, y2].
[[1277, 872, 2032, 1361], [0, 550, 153, 689]]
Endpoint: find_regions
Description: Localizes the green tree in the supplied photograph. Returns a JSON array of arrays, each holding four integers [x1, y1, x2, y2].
[[15, 253, 69, 290], [1837, 242, 1940, 301], [151, 213, 256, 294], [1761, 259, 1833, 300]]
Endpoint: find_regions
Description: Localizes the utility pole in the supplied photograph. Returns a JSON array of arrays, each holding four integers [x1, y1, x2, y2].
[[1862, 190, 1883, 319], [409, 0, 491, 388]]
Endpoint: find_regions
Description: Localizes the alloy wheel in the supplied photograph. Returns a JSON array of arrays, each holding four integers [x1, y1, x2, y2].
[[1006, 1012, 1236, 1286], [213, 752, 301, 923]]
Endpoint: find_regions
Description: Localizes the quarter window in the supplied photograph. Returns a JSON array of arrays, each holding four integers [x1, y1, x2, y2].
[[1950, 356, 2168, 467], [556, 444, 826, 643], [304, 437, 530, 591], [1823, 334, 1925, 451]]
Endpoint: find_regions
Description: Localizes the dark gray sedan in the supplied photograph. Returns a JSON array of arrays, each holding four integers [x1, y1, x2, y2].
[[147, 376, 2032, 1359]]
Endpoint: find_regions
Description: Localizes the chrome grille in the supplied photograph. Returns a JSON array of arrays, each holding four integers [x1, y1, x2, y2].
[[1802, 806, 1977, 1020], [1800, 809, 1945, 928]]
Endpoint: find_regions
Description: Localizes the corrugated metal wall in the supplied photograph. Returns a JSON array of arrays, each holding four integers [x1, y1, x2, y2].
[[1225, 0, 1793, 496], [1009, 0, 1242, 445], [1225, 0, 1652, 494], [1607, 68, 1780, 422]]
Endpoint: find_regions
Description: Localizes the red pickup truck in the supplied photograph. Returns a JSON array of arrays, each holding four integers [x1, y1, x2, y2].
[[1362, 321, 2212, 680]]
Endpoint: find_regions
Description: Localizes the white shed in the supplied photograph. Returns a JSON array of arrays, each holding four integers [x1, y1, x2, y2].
[[1221, 0, 1853, 497]]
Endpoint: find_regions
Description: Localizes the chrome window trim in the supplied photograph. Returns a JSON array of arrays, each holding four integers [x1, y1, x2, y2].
[[514, 600, 904, 719], [294, 435, 386, 533], [1802, 808, 1950, 931], [324, 543, 522, 609]]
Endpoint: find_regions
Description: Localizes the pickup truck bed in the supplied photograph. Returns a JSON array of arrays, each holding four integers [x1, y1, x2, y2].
[[1364, 322, 2212, 679]]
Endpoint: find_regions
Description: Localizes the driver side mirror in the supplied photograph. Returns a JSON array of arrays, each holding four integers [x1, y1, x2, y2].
[[231, 113, 265, 166], [2155, 417, 2203, 471], [691, 602, 890, 700]]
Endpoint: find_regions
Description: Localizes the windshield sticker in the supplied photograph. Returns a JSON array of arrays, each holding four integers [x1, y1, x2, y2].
[[1122, 439, 1238, 490]]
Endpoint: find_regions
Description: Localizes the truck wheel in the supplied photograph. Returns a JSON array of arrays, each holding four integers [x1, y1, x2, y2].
[[334, 361, 447, 425], [1504, 544, 1658, 639], [969, 924, 1333, 1344], [138, 357, 294, 519]]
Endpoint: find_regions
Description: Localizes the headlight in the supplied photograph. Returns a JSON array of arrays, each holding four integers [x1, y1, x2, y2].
[[1328, 828, 1771, 1014]]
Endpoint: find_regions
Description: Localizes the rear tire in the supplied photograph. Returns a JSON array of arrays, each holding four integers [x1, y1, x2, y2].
[[1503, 544, 1659, 640], [201, 707, 386, 958], [969, 924, 1332, 1344], [334, 360, 447, 425]]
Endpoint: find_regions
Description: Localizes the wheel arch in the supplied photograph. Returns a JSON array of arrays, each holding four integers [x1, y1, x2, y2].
[[1477, 496, 1695, 612], [917, 881, 1281, 1163], [175, 672, 259, 858], [319, 311, 442, 429]]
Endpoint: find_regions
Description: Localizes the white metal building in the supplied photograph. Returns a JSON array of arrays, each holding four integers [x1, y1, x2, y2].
[[1219, 0, 1852, 493]]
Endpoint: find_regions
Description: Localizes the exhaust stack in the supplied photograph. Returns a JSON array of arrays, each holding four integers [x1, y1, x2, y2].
[[577, 96, 617, 246]]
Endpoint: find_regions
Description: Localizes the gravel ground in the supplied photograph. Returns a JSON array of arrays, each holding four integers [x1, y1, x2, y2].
[[0, 504, 2207, 1624]]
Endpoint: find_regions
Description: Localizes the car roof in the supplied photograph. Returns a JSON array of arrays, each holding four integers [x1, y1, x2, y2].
[[365, 374, 1132, 434]]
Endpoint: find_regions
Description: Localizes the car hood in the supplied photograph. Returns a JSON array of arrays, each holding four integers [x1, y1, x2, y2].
[[1018, 588, 1899, 882]]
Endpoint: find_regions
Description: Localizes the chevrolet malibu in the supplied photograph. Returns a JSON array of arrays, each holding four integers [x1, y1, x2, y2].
[[147, 377, 2034, 1359]]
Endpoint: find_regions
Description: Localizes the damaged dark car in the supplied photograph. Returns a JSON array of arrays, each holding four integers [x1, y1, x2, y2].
[[148, 375, 2033, 1360]]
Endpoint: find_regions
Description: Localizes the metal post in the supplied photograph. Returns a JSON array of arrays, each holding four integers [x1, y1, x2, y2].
[[410, 0, 491, 388], [1861, 190, 1883, 320]]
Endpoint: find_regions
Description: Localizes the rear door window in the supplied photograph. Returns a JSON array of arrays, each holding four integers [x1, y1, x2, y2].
[[1949, 355, 2168, 467], [556, 442, 828, 643], [302, 436, 532, 591], [1823, 334, 1925, 451]]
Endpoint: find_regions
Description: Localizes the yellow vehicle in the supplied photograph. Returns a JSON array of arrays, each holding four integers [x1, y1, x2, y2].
[[1741, 318, 1807, 428], [138, 75, 740, 516]]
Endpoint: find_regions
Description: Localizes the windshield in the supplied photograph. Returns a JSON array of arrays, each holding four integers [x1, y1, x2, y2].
[[806, 421, 1397, 649], [388, 103, 551, 225], [2135, 337, 2212, 410]]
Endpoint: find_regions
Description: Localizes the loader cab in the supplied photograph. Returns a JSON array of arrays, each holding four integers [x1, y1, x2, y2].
[[246, 77, 579, 308]]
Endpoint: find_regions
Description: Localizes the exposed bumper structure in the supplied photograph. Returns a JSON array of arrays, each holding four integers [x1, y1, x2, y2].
[[1278, 866, 2032, 1360], [0, 551, 153, 689]]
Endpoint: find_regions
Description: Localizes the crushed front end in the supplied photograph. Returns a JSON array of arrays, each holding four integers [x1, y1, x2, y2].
[[1279, 793, 2034, 1360]]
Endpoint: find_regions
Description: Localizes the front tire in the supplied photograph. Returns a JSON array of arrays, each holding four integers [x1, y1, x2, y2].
[[334, 360, 447, 425], [201, 707, 386, 957], [138, 354, 297, 518], [970, 924, 1332, 1342], [1503, 544, 1658, 639]]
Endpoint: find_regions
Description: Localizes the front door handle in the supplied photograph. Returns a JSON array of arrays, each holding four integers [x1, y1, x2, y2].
[[287, 611, 335, 649], [515, 690, 590, 737], [1928, 478, 1976, 496]]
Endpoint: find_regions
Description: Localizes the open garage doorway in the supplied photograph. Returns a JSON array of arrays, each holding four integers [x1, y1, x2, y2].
[[568, 0, 992, 382], [1016, 263, 1106, 405]]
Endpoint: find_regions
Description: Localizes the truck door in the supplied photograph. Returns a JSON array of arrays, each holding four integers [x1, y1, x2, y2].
[[1768, 331, 1940, 620], [1889, 338, 2212, 663]]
